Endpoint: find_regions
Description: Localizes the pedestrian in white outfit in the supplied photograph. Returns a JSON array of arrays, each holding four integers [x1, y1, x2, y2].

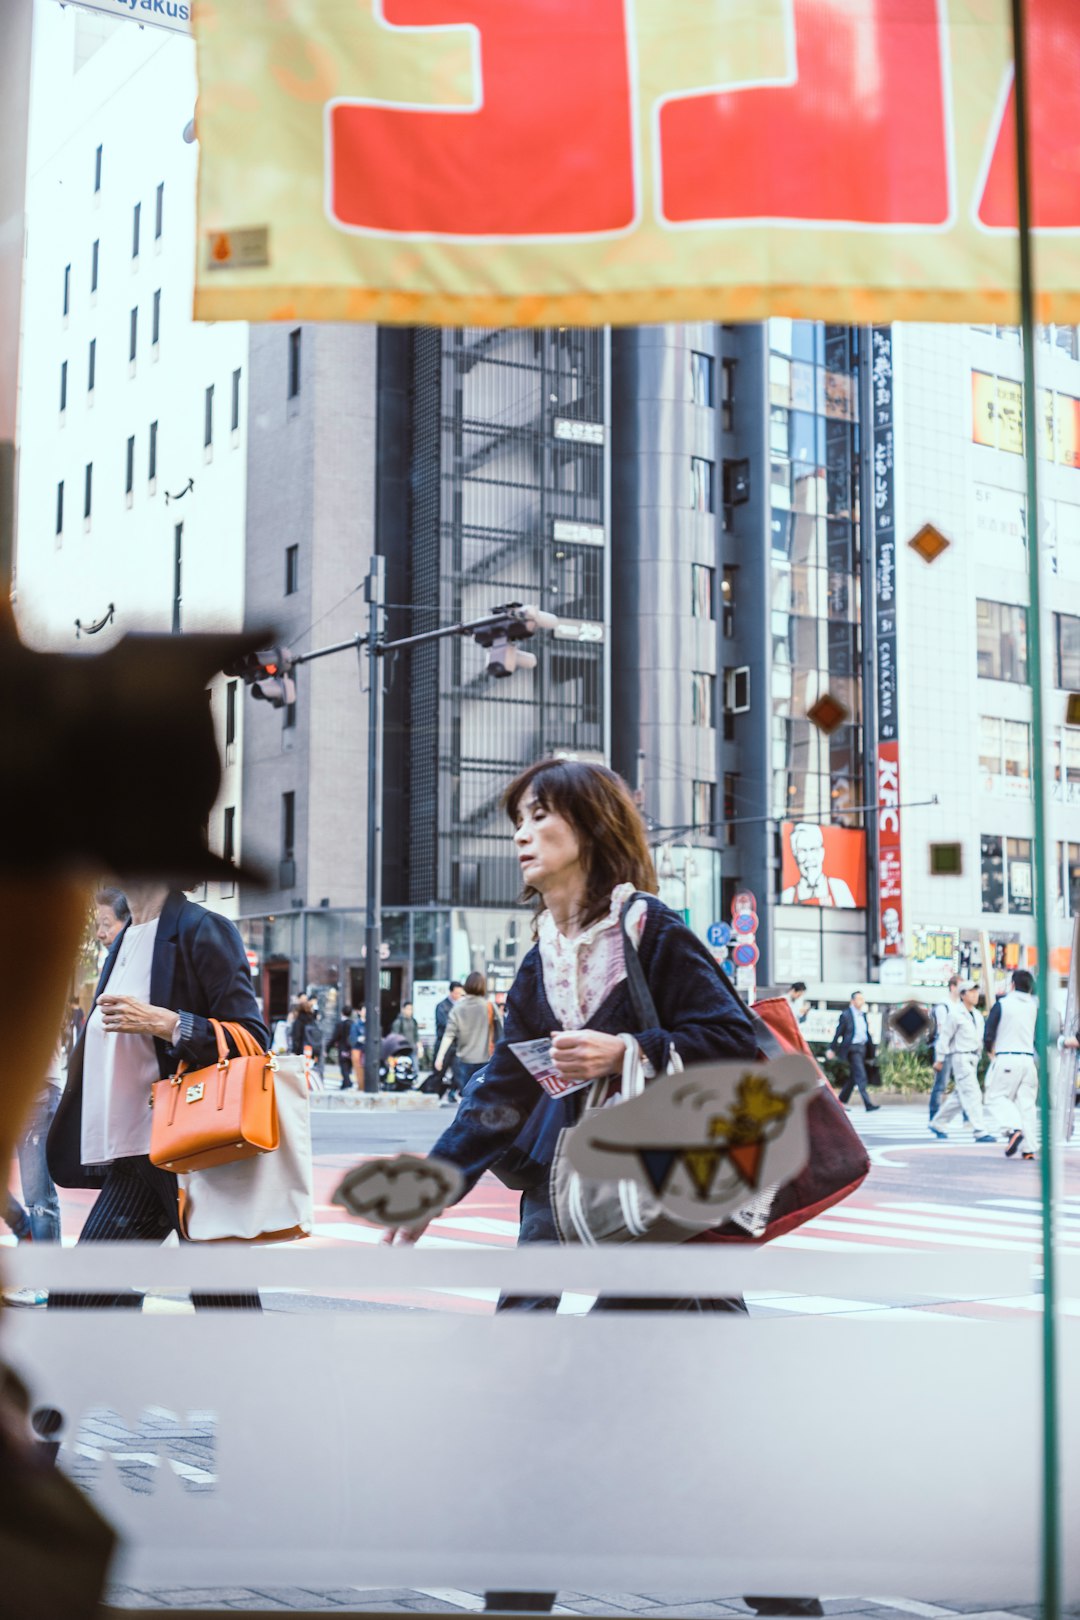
[[929, 982, 997, 1142], [982, 970, 1040, 1159]]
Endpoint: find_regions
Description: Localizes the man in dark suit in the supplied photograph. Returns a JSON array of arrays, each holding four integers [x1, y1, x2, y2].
[[432, 980, 464, 1101], [826, 990, 881, 1112]]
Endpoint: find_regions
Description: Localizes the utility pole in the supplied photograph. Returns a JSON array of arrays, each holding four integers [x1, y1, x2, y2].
[[362, 557, 385, 1094], [227, 567, 557, 1096]]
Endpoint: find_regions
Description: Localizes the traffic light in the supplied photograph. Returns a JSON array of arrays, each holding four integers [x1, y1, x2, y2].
[[224, 646, 296, 708], [472, 603, 558, 678]]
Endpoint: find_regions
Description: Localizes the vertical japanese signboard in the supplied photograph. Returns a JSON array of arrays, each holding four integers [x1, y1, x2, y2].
[[871, 327, 903, 962]]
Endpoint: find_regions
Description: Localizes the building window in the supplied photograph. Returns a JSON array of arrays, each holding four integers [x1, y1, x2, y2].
[[172, 522, 183, 633], [976, 598, 1028, 683], [87, 338, 96, 393], [1055, 727, 1080, 802], [155, 181, 164, 240], [981, 832, 1034, 914], [1007, 836, 1034, 914], [204, 384, 214, 448], [690, 350, 714, 407], [980, 834, 1004, 913], [63, 264, 70, 317], [55, 480, 64, 537], [223, 805, 236, 866], [129, 306, 138, 364], [288, 327, 301, 399], [132, 201, 141, 259], [125, 434, 134, 498], [84, 462, 93, 521], [978, 716, 1032, 796], [225, 680, 238, 749], [721, 358, 735, 432], [59, 360, 67, 414], [91, 239, 99, 293], [282, 790, 296, 859], [692, 779, 716, 830], [152, 289, 161, 347], [691, 563, 715, 619], [721, 566, 737, 637], [1059, 842, 1080, 916], [690, 456, 714, 513], [1054, 612, 1080, 689], [94, 143, 102, 192], [285, 543, 299, 596], [148, 419, 158, 483], [723, 772, 739, 845], [691, 670, 715, 729], [231, 367, 241, 432]]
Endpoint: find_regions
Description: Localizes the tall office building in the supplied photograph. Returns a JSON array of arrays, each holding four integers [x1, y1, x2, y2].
[[880, 320, 1080, 1002], [13, 3, 248, 911]]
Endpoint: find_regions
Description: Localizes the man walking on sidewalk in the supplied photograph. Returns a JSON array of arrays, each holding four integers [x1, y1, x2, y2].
[[826, 990, 880, 1112], [929, 973, 963, 1123], [928, 981, 997, 1142], [983, 969, 1040, 1159]]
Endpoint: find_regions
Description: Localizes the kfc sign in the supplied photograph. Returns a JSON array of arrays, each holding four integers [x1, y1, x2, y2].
[[194, 0, 1080, 326]]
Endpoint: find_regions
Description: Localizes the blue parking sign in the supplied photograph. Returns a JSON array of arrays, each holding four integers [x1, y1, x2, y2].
[[707, 921, 731, 948]]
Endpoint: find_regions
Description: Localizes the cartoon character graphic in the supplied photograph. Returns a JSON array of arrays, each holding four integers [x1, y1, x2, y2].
[[564, 1055, 818, 1227]]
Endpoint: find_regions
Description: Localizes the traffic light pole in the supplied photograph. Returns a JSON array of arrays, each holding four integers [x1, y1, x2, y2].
[[246, 567, 556, 1096]]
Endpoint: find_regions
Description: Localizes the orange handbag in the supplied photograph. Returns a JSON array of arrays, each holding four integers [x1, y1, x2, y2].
[[149, 1018, 279, 1174]]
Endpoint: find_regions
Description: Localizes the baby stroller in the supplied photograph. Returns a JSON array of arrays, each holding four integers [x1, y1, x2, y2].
[[379, 1032, 417, 1092]]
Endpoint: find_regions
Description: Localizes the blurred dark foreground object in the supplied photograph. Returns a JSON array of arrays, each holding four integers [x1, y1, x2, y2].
[[5, 627, 269, 879], [0, 1361, 116, 1619]]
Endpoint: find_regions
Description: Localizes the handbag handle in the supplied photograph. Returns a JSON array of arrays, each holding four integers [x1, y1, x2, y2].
[[174, 1017, 267, 1078], [618, 893, 786, 1062]]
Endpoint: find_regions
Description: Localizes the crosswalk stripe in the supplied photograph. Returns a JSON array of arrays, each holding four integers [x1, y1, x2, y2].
[[818, 1205, 1080, 1244]]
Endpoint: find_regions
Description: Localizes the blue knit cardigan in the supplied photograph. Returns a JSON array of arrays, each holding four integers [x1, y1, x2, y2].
[[431, 895, 758, 1196]]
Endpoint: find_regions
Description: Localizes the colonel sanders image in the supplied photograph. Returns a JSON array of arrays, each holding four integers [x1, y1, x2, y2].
[[882, 906, 903, 949], [781, 822, 856, 907]]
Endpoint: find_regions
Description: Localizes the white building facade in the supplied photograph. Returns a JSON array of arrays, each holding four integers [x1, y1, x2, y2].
[[14, 1, 248, 911], [889, 321, 1080, 1002]]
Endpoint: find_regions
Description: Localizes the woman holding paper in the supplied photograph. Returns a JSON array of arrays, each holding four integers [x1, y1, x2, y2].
[[385, 757, 758, 1285]]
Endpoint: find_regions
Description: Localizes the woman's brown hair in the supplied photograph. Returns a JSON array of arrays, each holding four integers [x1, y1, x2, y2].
[[464, 971, 487, 996], [503, 759, 658, 930]]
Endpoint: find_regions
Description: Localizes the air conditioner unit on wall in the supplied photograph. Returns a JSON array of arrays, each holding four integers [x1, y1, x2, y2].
[[724, 666, 751, 714]]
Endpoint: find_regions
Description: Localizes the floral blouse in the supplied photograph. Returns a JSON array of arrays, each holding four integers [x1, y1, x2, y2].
[[536, 882, 648, 1031]]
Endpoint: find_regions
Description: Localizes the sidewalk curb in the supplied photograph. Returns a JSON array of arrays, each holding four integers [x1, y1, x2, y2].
[[311, 1090, 441, 1111]]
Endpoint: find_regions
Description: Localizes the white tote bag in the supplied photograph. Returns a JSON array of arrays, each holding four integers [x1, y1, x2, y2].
[[179, 1056, 314, 1242]]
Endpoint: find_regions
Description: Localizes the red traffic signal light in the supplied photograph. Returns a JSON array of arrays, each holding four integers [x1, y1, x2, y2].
[[224, 646, 296, 709]]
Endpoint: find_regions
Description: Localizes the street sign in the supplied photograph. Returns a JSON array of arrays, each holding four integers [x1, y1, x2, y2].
[[707, 921, 731, 948], [244, 950, 259, 971], [732, 912, 758, 936], [55, 0, 192, 36], [731, 891, 757, 916], [732, 941, 760, 968]]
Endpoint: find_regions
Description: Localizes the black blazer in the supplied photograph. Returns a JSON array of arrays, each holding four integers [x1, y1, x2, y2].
[[830, 1005, 876, 1061], [48, 890, 269, 1189]]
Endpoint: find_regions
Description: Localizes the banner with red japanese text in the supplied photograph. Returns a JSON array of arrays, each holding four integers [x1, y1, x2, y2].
[[192, 0, 1080, 327]]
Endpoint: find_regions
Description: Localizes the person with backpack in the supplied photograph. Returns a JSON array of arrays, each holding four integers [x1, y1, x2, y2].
[[329, 1004, 355, 1090], [289, 994, 324, 1073], [433, 973, 501, 1104]]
